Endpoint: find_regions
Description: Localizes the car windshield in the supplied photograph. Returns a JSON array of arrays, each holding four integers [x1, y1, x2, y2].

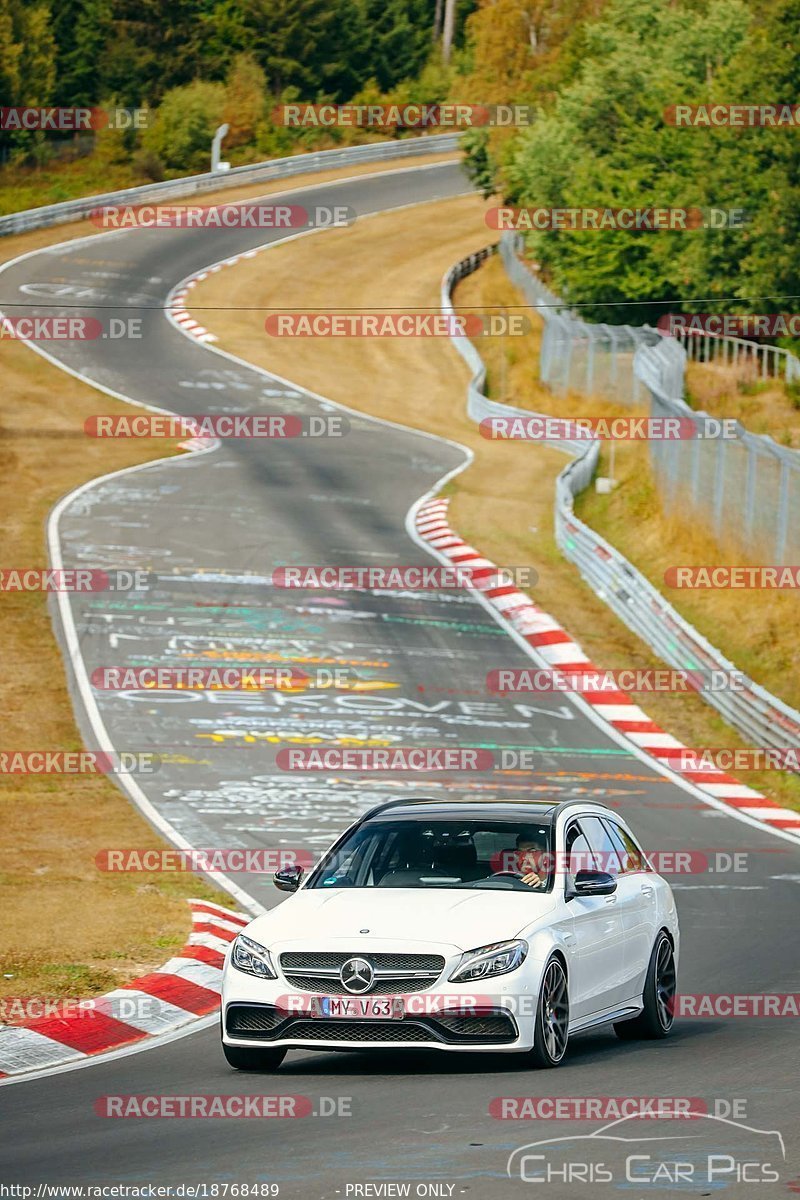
[[305, 816, 555, 892]]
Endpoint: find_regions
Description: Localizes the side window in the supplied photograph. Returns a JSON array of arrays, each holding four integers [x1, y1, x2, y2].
[[564, 821, 599, 878], [605, 821, 645, 874], [580, 815, 624, 876]]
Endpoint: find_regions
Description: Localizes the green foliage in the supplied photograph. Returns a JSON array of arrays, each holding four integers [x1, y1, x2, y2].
[[140, 80, 226, 174], [457, 0, 800, 329], [502, 0, 753, 322], [461, 128, 495, 197]]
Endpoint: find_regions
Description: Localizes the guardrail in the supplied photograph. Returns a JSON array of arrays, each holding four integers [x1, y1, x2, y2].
[[502, 232, 800, 564], [675, 326, 800, 384], [442, 247, 800, 760], [0, 133, 461, 237], [634, 337, 800, 562]]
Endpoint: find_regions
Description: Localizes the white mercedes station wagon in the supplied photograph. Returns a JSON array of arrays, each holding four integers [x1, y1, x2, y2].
[[221, 798, 679, 1070]]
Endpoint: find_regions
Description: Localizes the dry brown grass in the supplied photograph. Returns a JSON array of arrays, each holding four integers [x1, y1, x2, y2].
[[189, 206, 800, 812], [686, 359, 800, 448]]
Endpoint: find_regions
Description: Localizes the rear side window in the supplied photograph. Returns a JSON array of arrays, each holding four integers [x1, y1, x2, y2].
[[605, 820, 646, 873]]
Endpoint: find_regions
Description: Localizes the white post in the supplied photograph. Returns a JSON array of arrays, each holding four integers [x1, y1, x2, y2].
[[211, 124, 230, 172]]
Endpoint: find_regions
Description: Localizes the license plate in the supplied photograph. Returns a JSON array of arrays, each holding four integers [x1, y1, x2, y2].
[[310, 995, 404, 1020]]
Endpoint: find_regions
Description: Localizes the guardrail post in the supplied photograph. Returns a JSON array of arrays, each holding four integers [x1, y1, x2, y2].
[[713, 434, 726, 537], [745, 442, 758, 547], [775, 458, 790, 562]]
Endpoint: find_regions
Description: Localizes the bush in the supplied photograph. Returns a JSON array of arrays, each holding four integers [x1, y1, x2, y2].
[[140, 80, 226, 174]]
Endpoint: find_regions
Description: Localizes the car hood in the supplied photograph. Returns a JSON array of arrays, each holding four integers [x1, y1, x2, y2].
[[244, 887, 558, 953]]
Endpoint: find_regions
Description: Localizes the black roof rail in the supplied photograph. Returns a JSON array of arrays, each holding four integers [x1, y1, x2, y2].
[[550, 798, 613, 823]]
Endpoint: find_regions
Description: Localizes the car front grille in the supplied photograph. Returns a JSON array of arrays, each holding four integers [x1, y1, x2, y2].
[[435, 1014, 514, 1039], [281, 1021, 433, 1043], [282, 974, 432, 995], [226, 1005, 282, 1034], [280, 952, 445, 972], [279, 950, 446, 995]]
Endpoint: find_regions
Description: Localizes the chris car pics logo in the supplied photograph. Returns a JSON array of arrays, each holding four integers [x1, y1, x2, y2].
[[506, 1113, 785, 1187]]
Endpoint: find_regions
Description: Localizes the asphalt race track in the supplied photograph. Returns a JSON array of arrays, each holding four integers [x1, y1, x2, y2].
[[1, 160, 799, 1197]]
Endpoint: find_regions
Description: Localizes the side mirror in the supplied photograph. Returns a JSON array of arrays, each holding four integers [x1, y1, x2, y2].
[[567, 869, 617, 899], [274, 867, 304, 893]]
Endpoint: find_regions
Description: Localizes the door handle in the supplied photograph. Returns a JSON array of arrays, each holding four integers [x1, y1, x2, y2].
[[641, 884, 654, 896], [604, 895, 617, 904]]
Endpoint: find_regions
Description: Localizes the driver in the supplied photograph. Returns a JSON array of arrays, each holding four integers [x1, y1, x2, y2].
[[513, 832, 547, 888], [491, 830, 549, 888]]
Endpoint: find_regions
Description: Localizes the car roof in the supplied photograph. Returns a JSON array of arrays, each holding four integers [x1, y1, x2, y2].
[[362, 797, 578, 824]]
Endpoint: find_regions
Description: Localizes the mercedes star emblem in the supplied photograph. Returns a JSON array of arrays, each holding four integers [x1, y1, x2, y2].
[[340, 956, 374, 994]]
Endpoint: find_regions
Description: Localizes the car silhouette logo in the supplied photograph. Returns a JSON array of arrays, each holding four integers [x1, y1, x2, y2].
[[340, 956, 374, 994]]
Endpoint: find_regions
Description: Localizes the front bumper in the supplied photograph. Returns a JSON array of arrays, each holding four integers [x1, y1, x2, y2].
[[224, 1001, 520, 1050], [222, 946, 538, 1054]]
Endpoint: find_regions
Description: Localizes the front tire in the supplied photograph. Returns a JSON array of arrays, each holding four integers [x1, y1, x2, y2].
[[529, 957, 570, 1068], [615, 932, 676, 1041], [222, 1042, 287, 1071]]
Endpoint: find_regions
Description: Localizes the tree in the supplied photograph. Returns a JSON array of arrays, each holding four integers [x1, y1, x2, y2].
[[500, 0, 751, 322], [0, 0, 23, 104], [140, 79, 226, 173], [223, 53, 267, 149], [55, 0, 112, 106]]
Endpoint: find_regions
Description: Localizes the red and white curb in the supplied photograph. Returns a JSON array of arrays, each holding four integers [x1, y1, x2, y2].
[[169, 252, 259, 344], [416, 497, 800, 835], [0, 900, 247, 1078], [170, 274, 217, 344]]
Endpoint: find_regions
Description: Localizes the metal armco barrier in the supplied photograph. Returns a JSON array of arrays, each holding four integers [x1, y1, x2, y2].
[[502, 232, 800, 563], [442, 247, 800, 760], [675, 324, 800, 384], [0, 134, 461, 237], [635, 338, 800, 563]]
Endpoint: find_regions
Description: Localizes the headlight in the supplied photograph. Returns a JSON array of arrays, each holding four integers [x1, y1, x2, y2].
[[449, 939, 528, 982], [231, 934, 277, 979]]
